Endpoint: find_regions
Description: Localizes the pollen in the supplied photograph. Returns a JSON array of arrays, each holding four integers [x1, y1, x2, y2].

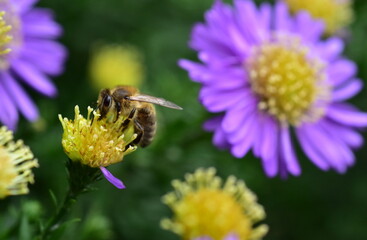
[[0, 11, 12, 56], [89, 44, 145, 90], [284, 0, 353, 35], [161, 168, 268, 240], [58, 105, 137, 168], [246, 36, 329, 126], [0, 126, 39, 199]]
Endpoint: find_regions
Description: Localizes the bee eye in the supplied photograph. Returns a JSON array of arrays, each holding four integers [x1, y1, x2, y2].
[[103, 95, 112, 108]]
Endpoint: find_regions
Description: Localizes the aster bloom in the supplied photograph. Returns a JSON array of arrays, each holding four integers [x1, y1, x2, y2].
[[0, 0, 66, 130], [59, 105, 137, 189], [180, 0, 367, 177], [161, 168, 268, 240], [0, 126, 38, 199], [89, 44, 144, 90], [283, 0, 353, 35]]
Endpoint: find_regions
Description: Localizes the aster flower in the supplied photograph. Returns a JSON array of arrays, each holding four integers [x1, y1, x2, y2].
[[0, 0, 66, 130], [59, 105, 137, 189], [0, 126, 38, 199], [161, 168, 268, 240], [283, 0, 353, 35], [89, 43, 144, 90], [179, 0, 367, 177]]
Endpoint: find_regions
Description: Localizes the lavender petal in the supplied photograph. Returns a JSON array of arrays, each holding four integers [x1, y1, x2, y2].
[[100, 167, 126, 189]]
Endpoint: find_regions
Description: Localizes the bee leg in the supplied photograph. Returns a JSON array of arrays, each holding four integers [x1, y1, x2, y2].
[[114, 101, 122, 123], [132, 120, 144, 146], [120, 108, 137, 132], [124, 120, 143, 151]]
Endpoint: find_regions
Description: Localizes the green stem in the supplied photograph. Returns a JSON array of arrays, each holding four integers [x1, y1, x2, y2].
[[38, 188, 76, 240], [36, 159, 100, 240]]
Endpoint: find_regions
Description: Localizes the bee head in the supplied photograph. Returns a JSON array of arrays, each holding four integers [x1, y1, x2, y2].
[[98, 89, 114, 120]]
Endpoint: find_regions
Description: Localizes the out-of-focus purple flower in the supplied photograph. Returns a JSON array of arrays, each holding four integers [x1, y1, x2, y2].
[[0, 0, 66, 130], [180, 0, 367, 177]]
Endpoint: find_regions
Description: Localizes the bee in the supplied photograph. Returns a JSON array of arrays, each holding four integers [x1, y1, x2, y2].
[[97, 86, 182, 148]]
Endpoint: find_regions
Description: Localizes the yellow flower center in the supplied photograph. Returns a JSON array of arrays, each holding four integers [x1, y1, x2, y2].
[[175, 189, 251, 240], [284, 0, 353, 35], [161, 168, 268, 240], [246, 36, 329, 126], [0, 126, 38, 199], [89, 44, 144, 90], [0, 0, 22, 70], [0, 11, 11, 56], [59, 106, 137, 168]]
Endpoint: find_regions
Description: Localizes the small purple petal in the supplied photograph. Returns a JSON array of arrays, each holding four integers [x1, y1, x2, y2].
[[100, 167, 126, 189], [294, 11, 324, 43], [326, 103, 367, 127], [224, 233, 240, 240], [0, 81, 19, 130], [280, 127, 301, 176], [332, 79, 363, 101], [13, 0, 38, 14], [327, 59, 357, 86], [315, 37, 344, 61], [1, 72, 39, 121], [11, 58, 57, 97]]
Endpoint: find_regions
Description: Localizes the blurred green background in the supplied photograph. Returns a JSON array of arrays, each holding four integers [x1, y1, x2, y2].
[[1, 0, 367, 239]]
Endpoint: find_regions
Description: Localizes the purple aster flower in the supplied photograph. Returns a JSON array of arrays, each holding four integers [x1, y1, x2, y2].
[[180, 0, 367, 177], [0, 0, 66, 130]]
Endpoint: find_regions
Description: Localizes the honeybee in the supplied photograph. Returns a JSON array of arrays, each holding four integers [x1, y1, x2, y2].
[[97, 86, 182, 148]]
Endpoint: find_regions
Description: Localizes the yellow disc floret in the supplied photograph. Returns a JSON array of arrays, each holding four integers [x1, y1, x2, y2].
[[0, 126, 39, 199], [161, 168, 268, 240], [0, 11, 12, 55], [285, 0, 353, 35], [89, 44, 145, 90], [59, 105, 137, 168], [246, 35, 329, 126]]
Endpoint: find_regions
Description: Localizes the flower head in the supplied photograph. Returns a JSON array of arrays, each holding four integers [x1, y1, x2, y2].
[[0, 126, 38, 199], [0, 0, 67, 130], [89, 44, 144, 90], [59, 105, 137, 189], [283, 0, 353, 35], [180, 0, 367, 177], [161, 168, 268, 240]]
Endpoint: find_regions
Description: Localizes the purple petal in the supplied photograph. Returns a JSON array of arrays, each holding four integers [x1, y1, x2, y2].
[[321, 119, 363, 148], [327, 59, 357, 86], [100, 167, 126, 189], [315, 37, 344, 61], [11, 58, 57, 97], [224, 233, 240, 240], [326, 103, 367, 127], [294, 11, 324, 43], [260, 119, 279, 177], [296, 126, 330, 171], [13, 0, 38, 14], [332, 79, 363, 101], [203, 115, 223, 132], [0, 81, 19, 130], [1, 72, 39, 121], [258, 115, 278, 161], [274, 1, 293, 32], [221, 97, 256, 133], [280, 127, 301, 176], [22, 9, 63, 38], [297, 123, 349, 173], [234, 0, 266, 44]]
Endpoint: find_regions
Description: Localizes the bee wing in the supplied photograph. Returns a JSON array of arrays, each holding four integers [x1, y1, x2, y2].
[[127, 94, 183, 110]]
